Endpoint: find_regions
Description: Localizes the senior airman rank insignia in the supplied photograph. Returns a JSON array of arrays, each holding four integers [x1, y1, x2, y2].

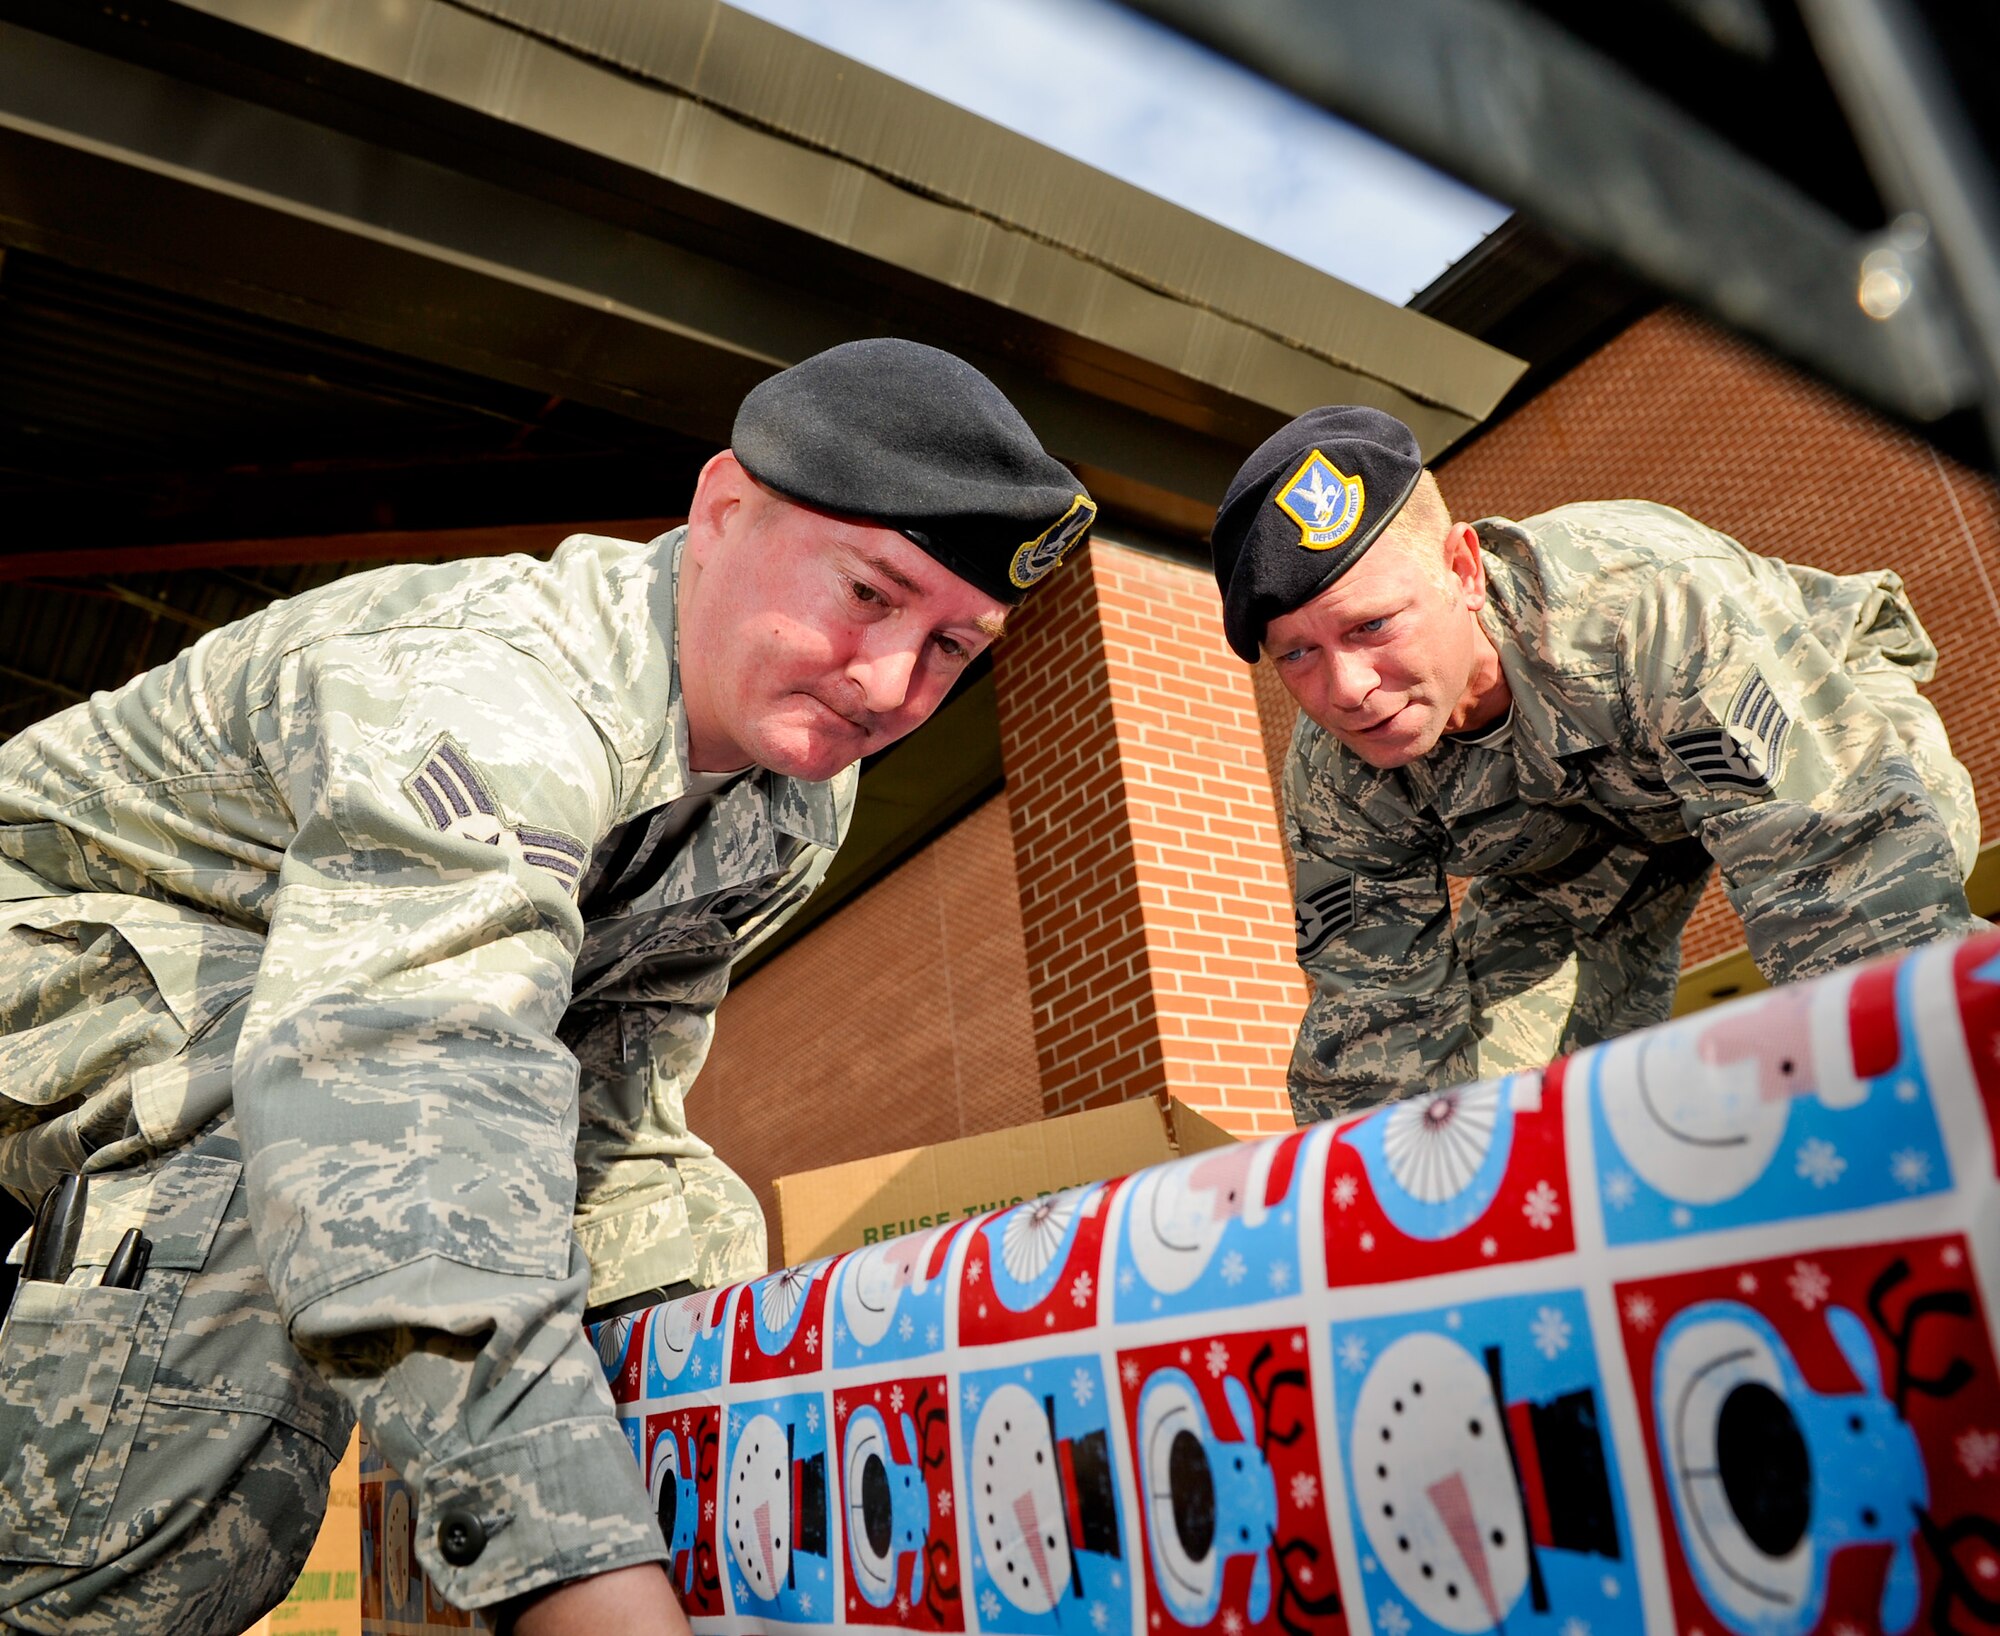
[[1008, 493, 1098, 589], [1664, 671, 1793, 795], [1296, 863, 1357, 960], [403, 733, 587, 895], [1275, 449, 1365, 551]]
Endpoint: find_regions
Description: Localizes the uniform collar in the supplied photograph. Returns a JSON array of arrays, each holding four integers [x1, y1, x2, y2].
[[1476, 536, 1611, 796]]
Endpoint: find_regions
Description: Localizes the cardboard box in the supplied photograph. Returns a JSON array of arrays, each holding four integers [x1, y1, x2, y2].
[[772, 1094, 1236, 1265], [244, 1429, 361, 1636]]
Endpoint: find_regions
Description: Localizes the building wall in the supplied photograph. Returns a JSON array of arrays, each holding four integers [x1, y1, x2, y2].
[[688, 794, 1044, 1233]]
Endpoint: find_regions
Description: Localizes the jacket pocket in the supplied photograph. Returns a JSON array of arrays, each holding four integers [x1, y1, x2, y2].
[[0, 1151, 240, 1567]]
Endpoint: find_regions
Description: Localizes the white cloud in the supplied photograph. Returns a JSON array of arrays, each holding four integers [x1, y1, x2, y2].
[[728, 0, 1508, 302]]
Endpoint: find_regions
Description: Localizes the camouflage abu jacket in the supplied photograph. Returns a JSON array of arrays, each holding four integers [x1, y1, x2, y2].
[[1285, 500, 1982, 1114], [0, 528, 853, 1600]]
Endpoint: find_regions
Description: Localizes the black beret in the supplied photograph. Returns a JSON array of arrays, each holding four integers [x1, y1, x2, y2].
[[1210, 406, 1425, 661], [732, 338, 1096, 604]]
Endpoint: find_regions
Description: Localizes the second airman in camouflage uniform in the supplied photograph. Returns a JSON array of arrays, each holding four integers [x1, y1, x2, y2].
[[1211, 406, 1982, 1122], [0, 339, 1096, 1632]]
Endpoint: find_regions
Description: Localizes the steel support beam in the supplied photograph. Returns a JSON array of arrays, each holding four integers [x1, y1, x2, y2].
[[1121, 0, 1978, 429]]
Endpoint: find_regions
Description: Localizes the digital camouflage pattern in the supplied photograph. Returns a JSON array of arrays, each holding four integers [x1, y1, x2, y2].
[[0, 529, 851, 1621], [1286, 501, 1983, 1120]]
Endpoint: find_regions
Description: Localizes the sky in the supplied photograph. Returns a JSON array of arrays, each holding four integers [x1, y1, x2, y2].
[[727, 0, 1509, 305]]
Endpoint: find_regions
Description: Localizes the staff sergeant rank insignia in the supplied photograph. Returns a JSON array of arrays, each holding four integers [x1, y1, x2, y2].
[[1274, 449, 1365, 551], [1008, 493, 1098, 589], [1664, 670, 1793, 795], [1296, 864, 1358, 960], [403, 733, 587, 895]]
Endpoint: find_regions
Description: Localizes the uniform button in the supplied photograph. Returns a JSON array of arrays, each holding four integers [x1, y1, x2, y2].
[[437, 1507, 486, 1566]]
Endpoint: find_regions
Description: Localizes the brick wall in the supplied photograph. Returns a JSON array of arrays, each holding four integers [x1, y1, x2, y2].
[[688, 795, 1043, 1232], [1254, 306, 2000, 968], [993, 538, 1301, 1138]]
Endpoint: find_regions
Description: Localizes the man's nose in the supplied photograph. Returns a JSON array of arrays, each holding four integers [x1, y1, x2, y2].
[[1324, 649, 1376, 710], [849, 636, 922, 715]]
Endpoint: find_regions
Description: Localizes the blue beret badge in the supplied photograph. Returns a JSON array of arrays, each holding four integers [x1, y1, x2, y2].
[[1008, 493, 1098, 590], [1275, 449, 1365, 551]]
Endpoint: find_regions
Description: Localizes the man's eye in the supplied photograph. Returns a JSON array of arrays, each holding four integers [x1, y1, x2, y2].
[[936, 634, 968, 661], [1275, 647, 1309, 665], [851, 580, 885, 606], [1357, 616, 1389, 635]]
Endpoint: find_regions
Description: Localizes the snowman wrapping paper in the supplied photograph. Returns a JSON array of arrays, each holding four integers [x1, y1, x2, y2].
[[361, 929, 2000, 1635]]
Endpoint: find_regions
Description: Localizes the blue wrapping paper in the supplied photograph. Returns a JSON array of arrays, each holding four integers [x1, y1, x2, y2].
[[364, 930, 2000, 1635]]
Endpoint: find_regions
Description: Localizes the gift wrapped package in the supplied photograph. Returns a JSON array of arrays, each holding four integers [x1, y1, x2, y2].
[[364, 929, 2000, 1635]]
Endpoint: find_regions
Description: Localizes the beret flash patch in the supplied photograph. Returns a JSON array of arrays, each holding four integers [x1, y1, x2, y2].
[[1665, 671, 1793, 795], [1275, 449, 1365, 551], [1296, 862, 1358, 960], [1007, 493, 1098, 589], [403, 733, 586, 894]]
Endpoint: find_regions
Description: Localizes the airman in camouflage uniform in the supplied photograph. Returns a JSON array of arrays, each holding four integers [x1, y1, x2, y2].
[[0, 339, 1096, 1632], [1211, 407, 1982, 1122]]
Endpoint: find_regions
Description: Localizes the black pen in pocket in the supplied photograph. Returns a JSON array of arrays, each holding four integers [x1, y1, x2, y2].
[[101, 1228, 151, 1291]]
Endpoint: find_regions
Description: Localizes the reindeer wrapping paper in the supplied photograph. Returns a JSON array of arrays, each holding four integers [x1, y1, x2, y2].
[[361, 929, 2000, 1636]]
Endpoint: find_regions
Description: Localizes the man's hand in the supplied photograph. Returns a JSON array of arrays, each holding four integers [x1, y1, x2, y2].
[[509, 1563, 689, 1636]]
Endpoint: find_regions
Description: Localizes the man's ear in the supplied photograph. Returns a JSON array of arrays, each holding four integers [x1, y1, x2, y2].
[[1446, 521, 1486, 608], [686, 450, 750, 566]]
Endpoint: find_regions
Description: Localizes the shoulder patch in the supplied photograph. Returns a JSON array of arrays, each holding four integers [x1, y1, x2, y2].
[[1296, 866, 1357, 961], [404, 733, 586, 895], [1664, 671, 1792, 795]]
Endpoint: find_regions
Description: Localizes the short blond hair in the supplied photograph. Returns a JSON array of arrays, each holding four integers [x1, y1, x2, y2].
[[1382, 470, 1455, 594]]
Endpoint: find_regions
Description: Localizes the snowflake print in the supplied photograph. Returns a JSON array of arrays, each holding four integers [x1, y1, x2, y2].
[[1531, 1305, 1572, 1360], [981, 1589, 1002, 1621], [1480, 1236, 1499, 1258], [1796, 1136, 1847, 1188], [1091, 1602, 1111, 1633], [1205, 1339, 1231, 1379], [835, 1393, 849, 1420], [834, 1319, 847, 1347], [805, 1401, 820, 1434], [898, 1313, 915, 1342], [1603, 1169, 1637, 1209], [925, 1323, 939, 1347], [1121, 1357, 1142, 1388], [1220, 1250, 1247, 1286], [889, 1384, 905, 1414], [1737, 1272, 1759, 1295], [1290, 1471, 1319, 1509], [1331, 1173, 1360, 1210], [1959, 1427, 2000, 1478], [704, 1497, 715, 1522], [1072, 1270, 1094, 1308], [804, 1324, 819, 1355], [739, 1307, 749, 1331], [1891, 1148, 1933, 1191], [963, 1383, 982, 1414], [896, 1595, 908, 1618], [1221, 1610, 1243, 1636], [1359, 1231, 1376, 1252], [967, 1257, 983, 1285], [799, 1593, 813, 1616], [1117, 1266, 1135, 1294], [1337, 1333, 1370, 1374], [1376, 1600, 1413, 1636], [1560, 1619, 1591, 1636], [1522, 1179, 1563, 1230], [1789, 1260, 1833, 1310], [1268, 1259, 1293, 1293], [1944, 1243, 1965, 1268], [1072, 1367, 1095, 1409], [1623, 1293, 1657, 1331], [937, 1487, 954, 1517]]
